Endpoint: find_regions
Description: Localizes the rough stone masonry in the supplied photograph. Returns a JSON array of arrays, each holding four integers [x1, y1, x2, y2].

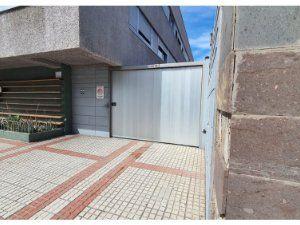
[[211, 6, 300, 219]]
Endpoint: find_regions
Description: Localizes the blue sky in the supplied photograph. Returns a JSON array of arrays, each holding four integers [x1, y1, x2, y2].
[[0, 6, 12, 11], [181, 6, 216, 61]]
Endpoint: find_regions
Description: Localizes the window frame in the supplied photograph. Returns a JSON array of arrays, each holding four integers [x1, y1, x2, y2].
[[158, 46, 168, 62], [129, 6, 178, 63]]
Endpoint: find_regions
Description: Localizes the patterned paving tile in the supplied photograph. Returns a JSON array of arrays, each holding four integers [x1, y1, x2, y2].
[[0, 150, 95, 219], [0, 143, 14, 151], [136, 143, 203, 173], [0, 135, 205, 220], [76, 167, 205, 220], [48, 136, 131, 157], [0, 143, 19, 158], [30, 142, 145, 219], [0, 149, 22, 158]]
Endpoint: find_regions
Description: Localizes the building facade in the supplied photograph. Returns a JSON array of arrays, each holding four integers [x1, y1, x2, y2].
[[0, 6, 193, 137]]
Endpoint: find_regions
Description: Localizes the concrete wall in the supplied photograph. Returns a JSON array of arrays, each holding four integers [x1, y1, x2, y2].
[[139, 6, 192, 62], [212, 6, 300, 219], [72, 66, 110, 137], [170, 6, 193, 60], [0, 6, 192, 68], [0, 6, 80, 58], [79, 7, 162, 66], [79, 6, 192, 66]]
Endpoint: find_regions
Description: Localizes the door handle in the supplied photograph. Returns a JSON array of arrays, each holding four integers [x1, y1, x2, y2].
[[202, 129, 207, 134], [111, 102, 117, 106]]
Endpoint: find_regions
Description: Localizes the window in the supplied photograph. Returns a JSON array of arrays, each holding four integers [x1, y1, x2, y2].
[[164, 9, 188, 59], [129, 7, 175, 62], [138, 13, 152, 45], [183, 49, 189, 61], [138, 30, 151, 45], [169, 13, 176, 32], [158, 46, 167, 62]]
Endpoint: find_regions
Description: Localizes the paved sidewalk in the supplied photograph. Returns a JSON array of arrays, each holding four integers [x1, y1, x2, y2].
[[0, 135, 205, 220]]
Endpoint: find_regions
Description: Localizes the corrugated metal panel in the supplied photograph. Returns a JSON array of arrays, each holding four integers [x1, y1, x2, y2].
[[112, 65, 203, 146], [203, 7, 222, 219], [203, 57, 217, 219]]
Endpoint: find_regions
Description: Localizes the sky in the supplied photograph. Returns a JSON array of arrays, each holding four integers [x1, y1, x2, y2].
[[181, 6, 216, 61], [0, 6, 216, 62], [0, 6, 12, 11]]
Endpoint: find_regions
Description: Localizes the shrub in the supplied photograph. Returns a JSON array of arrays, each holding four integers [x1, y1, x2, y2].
[[0, 116, 57, 134]]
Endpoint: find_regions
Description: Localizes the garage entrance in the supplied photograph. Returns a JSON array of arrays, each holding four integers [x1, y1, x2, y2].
[[111, 62, 204, 146]]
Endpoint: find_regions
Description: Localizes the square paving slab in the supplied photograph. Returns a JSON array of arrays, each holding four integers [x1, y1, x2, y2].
[[136, 143, 203, 173], [0, 150, 94, 219], [0, 143, 14, 151], [77, 167, 204, 220], [49, 136, 131, 157]]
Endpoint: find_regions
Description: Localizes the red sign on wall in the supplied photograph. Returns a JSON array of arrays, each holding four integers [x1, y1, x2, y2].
[[96, 85, 104, 99]]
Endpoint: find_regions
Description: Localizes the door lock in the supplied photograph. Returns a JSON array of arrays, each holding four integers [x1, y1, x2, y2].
[[202, 129, 207, 134]]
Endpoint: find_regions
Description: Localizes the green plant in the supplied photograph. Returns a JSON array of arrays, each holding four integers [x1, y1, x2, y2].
[[0, 101, 59, 133], [0, 116, 58, 133]]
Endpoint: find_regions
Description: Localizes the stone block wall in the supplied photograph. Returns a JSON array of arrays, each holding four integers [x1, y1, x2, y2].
[[212, 6, 300, 219]]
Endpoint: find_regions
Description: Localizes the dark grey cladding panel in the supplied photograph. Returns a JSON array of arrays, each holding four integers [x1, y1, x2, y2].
[[96, 107, 109, 117], [73, 124, 96, 130], [71, 66, 110, 135], [73, 115, 96, 126], [73, 97, 96, 107], [96, 117, 109, 127], [72, 106, 96, 117], [72, 85, 96, 98]]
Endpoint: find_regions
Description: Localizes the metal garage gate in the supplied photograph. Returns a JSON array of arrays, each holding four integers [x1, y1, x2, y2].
[[111, 63, 203, 146]]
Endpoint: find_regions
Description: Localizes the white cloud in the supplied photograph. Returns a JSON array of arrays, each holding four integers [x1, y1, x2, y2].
[[189, 32, 211, 50]]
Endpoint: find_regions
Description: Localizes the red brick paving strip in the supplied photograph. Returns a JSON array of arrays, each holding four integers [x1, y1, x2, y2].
[[40, 146, 104, 161], [40, 135, 80, 147], [51, 142, 152, 220], [0, 139, 28, 154], [0, 145, 27, 154], [0, 135, 79, 162], [0, 138, 26, 146], [0, 148, 33, 162], [8, 161, 104, 220], [8, 139, 138, 219], [132, 161, 199, 179]]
